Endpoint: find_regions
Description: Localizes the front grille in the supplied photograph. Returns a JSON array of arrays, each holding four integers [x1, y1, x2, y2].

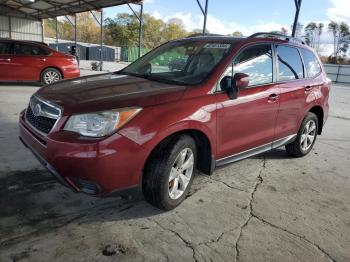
[[25, 96, 61, 135], [26, 106, 57, 134]]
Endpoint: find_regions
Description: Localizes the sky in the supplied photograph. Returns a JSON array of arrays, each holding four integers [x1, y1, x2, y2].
[[104, 0, 350, 55]]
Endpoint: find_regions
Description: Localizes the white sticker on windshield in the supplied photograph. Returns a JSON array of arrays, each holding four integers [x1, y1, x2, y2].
[[204, 43, 231, 49]]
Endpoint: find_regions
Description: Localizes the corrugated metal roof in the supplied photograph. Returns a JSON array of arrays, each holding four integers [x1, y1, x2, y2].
[[0, 0, 142, 20]]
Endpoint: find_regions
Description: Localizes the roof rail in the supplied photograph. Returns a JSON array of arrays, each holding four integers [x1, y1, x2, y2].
[[248, 32, 305, 45]]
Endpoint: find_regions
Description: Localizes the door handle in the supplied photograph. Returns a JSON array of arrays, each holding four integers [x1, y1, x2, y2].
[[40, 58, 46, 62], [0, 58, 11, 62], [268, 93, 279, 102]]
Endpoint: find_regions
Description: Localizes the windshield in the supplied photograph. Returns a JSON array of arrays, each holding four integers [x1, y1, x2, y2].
[[120, 40, 232, 85]]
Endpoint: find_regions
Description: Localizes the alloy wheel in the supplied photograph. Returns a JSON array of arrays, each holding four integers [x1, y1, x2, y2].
[[44, 71, 60, 84], [168, 148, 194, 200], [300, 119, 317, 151]]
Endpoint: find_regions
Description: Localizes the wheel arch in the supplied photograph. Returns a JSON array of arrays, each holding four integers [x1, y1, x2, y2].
[[143, 128, 215, 178], [309, 105, 324, 134]]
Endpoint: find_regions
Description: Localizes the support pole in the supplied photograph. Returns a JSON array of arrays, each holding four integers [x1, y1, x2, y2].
[[8, 16, 12, 39], [196, 0, 209, 35], [138, 3, 143, 58], [127, 3, 143, 59], [292, 0, 302, 37], [100, 10, 103, 71], [74, 14, 77, 49], [41, 19, 44, 42], [202, 0, 208, 34], [55, 17, 58, 51]]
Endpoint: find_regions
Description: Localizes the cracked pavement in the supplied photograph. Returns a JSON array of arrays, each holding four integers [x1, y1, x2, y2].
[[0, 84, 349, 261]]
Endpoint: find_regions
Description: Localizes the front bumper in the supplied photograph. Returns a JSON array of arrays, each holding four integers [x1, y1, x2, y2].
[[19, 111, 148, 196]]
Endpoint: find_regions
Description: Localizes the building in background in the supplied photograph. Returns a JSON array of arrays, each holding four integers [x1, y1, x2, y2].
[[44, 38, 120, 62], [0, 15, 43, 41]]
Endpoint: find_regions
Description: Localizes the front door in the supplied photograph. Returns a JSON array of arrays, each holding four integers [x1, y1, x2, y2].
[[216, 44, 279, 161]]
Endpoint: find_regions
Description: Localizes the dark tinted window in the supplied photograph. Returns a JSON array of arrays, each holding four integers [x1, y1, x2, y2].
[[0, 42, 12, 54], [276, 45, 303, 81], [300, 49, 322, 78], [14, 43, 49, 56], [233, 44, 273, 86]]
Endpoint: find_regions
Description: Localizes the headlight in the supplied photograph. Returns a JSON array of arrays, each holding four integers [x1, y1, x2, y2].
[[64, 107, 141, 137]]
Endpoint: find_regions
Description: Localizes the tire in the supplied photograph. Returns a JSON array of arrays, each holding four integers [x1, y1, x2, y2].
[[41, 68, 62, 85], [285, 112, 318, 157], [142, 135, 197, 210]]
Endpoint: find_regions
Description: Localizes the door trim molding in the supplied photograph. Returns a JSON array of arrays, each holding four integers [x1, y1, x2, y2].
[[216, 134, 297, 167]]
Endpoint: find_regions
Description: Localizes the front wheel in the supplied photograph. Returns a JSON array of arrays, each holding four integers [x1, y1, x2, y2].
[[142, 135, 197, 210], [41, 68, 62, 85], [286, 112, 318, 157]]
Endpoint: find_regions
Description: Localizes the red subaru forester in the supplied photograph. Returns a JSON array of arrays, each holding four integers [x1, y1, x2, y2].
[[0, 39, 80, 85], [19, 33, 330, 210]]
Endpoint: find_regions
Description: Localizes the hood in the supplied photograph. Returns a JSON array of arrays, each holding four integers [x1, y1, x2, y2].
[[36, 73, 187, 115]]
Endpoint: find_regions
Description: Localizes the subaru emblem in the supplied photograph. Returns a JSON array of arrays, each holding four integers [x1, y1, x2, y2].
[[33, 103, 42, 117]]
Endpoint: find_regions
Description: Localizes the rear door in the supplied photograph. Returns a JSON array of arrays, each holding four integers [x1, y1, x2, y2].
[[216, 44, 280, 161], [273, 45, 310, 141], [10, 43, 50, 81], [0, 41, 13, 81]]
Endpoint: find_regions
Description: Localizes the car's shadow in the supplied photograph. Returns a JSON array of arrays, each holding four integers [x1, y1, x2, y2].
[[0, 138, 292, 248]]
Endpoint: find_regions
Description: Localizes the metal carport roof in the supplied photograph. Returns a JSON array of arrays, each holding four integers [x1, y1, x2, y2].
[[0, 0, 142, 20]]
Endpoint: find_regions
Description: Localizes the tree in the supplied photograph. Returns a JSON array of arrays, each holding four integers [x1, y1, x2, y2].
[[142, 15, 166, 48], [328, 21, 350, 61], [304, 22, 317, 48], [162, 19, 188, 41], [290, 22, 303, 38], [338, 22, 350, 56], [77, 12, 101, 43], [232, 31, 243, 37], [316, 23, 324, 52], [103, 13, 140, 47], [328, 21, 339, 58], [44, 13, 101, 43], [280, 27, 288, 35], [43, 19, 57, 38]]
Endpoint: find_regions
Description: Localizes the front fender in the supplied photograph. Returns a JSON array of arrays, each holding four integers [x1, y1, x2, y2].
[[118, 96, 217, 157]]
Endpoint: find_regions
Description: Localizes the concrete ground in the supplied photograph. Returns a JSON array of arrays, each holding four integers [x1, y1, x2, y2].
[[0, 78, 349, 261]]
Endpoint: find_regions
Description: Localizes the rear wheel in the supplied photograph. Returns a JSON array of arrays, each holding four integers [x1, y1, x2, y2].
[[41, 68, 62, 85], [286, 112, 318, 157], [142, 135, 197, 210]]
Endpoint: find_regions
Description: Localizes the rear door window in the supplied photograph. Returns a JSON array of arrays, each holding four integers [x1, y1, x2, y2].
[[0, 42, 12, 55], [14, 43, 49, 56], [300, 48, 322, 78], [276, 45, 304, 81]]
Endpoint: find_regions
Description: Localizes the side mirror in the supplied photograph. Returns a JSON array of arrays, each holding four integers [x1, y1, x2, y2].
[[233, 73, 249, 88], [220, 73, 249, 99], [138, 63, 152, 75]]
